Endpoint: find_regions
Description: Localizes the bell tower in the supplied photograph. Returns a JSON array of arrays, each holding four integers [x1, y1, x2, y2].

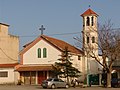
[[81, 8, 99, 56]]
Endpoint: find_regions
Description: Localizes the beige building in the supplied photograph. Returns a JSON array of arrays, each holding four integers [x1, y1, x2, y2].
[[0, 23, 19, 84]]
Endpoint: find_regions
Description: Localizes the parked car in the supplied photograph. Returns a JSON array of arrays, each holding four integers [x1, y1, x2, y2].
[[41, 78, 69, 89], [111, 78, 120, 87]]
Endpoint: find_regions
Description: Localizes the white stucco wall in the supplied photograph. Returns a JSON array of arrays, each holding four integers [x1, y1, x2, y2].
[[71, 55, 83, 72], [23, 39, 84, 73], [84, 55, 103, 75], [23, 40, 62, 64], [0, 68, 18, 84]]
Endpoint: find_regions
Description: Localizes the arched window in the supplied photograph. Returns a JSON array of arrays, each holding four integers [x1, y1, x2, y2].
[[87, 36, 89, 43], [86, 17, 90, 26], [91, 16, 94, 26], [37, 48, 41, 58], [92, 37, 95, 43], [43, 48, 47, 58]]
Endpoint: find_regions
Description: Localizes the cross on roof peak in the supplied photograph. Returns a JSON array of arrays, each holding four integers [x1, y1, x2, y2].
[[39, 25, 45, 35], [89, 5, 91, 8]]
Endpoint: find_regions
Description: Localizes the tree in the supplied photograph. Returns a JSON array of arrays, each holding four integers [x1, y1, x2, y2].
[[74, 21, 120, 87], [97, 22, 120, 87], [53, 47, 81, 84]]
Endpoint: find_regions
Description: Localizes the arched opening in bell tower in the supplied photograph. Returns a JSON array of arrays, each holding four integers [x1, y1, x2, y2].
[[86, 17, 90, 26]]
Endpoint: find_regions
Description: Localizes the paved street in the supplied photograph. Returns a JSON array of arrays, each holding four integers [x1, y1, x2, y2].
[[0, 85, 119, 90]]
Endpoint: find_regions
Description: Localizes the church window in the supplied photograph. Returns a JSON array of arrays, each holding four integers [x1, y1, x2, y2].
[[91, 16, 94, 26], [43, 48, 47, 58], [37, 48, 41, 58], [92, 37, 95, 43], [87, 36, 89, 43], [86, 17, 90, 26]]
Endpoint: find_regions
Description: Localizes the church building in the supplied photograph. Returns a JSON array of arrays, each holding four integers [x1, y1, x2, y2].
[[0, 7, 119, 86], [15, 34, 84, 84], [15, 8, 102, 85]]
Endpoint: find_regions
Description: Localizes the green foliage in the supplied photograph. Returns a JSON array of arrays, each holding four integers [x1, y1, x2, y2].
[[53, 46, 81, 78]]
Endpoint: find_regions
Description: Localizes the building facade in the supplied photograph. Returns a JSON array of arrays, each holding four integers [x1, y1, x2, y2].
[[0, 23, 19, 84], [16, 35, 84, 84], [15, 8, 103, 85]]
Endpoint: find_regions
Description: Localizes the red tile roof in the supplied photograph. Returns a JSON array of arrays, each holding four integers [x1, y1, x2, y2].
[[15, 64, 54, 71], [20, 35, 83, 55], [81, 8, 98, 16], [0, 63, 18, 68], [41, 35, 83, 54]]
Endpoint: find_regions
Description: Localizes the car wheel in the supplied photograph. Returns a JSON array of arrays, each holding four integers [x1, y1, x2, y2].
[[51, 84, 56, 89], [65, 84, 69, 88]]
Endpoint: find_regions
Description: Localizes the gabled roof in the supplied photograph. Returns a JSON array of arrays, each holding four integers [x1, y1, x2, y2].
[[20, 35, 83, 55], [81, 8, 98, 17]]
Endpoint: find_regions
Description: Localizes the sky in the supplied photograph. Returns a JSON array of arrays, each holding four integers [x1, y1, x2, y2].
[[0, 0, 120, 50]]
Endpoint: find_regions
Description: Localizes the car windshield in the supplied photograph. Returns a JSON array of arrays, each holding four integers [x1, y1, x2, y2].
[[47, 78, 52, 81]]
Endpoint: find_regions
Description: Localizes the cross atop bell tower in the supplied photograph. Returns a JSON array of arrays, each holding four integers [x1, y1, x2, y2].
[[39, 25, 45, 35]]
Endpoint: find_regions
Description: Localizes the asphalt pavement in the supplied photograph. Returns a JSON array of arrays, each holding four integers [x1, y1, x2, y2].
[[0, 85, 119, 90]]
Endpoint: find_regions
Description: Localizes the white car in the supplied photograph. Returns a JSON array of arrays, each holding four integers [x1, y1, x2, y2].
[[41, 78, 69, 89]]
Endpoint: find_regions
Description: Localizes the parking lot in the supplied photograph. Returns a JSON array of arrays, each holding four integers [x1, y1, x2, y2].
[[0, 85, 120, 90]]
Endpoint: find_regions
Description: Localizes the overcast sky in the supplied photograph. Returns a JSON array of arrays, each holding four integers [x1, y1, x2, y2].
[[0, 0, 120, 49]]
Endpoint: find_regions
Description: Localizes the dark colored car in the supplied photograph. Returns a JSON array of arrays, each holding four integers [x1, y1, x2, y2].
[[41, 78, 69, 89], [111, 78, 120, 87]]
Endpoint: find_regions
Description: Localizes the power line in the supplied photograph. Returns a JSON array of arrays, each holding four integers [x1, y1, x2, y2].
[[0, 32, 81, 38], [0, 27, 120, 38], [47, 32, 81, 36], [11, 28, 120, 38], [99, 28, 120, 31], [0, 48, 18, 61]]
